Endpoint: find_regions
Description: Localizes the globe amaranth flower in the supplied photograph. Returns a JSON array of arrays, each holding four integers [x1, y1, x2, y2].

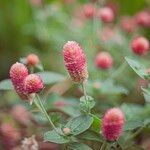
[[131, 36, 149, 55], [24, 74, 44, 94], [26, 53, 40, 66], [95, 52, 113, 69], [102, 108, 125, 141], [9, 62, 29, 100], [63, 41, 88, 83]]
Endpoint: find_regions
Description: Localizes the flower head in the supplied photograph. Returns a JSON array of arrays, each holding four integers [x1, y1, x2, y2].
[[24, 74, 43, 94], [102, 108, 125, 141], [63, 41, 88, 83], [97, 7, 114, 23], [95, 52, 113, 69], [9, 62, 29, 99], [27, 53, 40, 66], [131, 36, 149, 55]]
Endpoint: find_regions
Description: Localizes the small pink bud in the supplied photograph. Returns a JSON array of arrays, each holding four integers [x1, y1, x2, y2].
[[9, 62, 29, 99], [24, 74, 44, 94], [83, 4, 95, 18], [121, 17, 136, 33], [131, 37, 149, 55], [63, 41, 88, 83], [97, 7, 114, 23], [63, 127, 71, 135], [27, 53, 40, 66], [135, 11, 150, 28], [102, 108, 125, 141], [95, 52, 113, 69]]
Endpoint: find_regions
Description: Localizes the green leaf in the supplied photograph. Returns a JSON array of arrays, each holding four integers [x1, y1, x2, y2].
[[101, 80, 128, 95], [124, 120, 143, 131], [79, 96, 95, 113], [78, 130, 103, 142], [44, 129, 69, 144], [125, 57, 147, 79], [68, 143, 92, 150], [91, 114, 101, 133], [142, 87, 150, 103], [65, 115, 93, 135], [37, 71, 65, 84], [0, 79, 13, 90]]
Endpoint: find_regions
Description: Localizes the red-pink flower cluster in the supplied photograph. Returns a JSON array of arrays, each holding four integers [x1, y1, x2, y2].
[[102, 108, 125, 141], [10, 62, 43, 101], [63, 41, 88, 83]]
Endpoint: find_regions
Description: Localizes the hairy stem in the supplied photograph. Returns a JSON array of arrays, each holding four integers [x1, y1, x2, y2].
[[34, 94, 57, 132], [100, 141, 106, 150]]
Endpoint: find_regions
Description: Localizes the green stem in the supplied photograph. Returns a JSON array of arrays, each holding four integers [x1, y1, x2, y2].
[[81, 83, 88, 100], [100, 141, 106, 150], [34, 94, 57, 132]]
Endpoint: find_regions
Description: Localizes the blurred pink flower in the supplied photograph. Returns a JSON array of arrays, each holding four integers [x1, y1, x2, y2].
[[95, 52, 113, 69]]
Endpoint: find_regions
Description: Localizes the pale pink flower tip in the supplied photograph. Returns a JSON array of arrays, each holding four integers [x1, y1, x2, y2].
[[95, 52, 113, 69], [24, 74, 44, 94], [131, 36, 149, 55], [63, 41, 88, 83], [102, 108, 125, 141]]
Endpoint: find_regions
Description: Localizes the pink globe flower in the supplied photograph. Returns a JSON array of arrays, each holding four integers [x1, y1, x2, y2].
[[63, 41, 88, 83], [83, 4, 95, 19], [121, 16, 136, 33], [131, 37, 149, 55], [11, 105, 31, 125], [0, 123, 21, 141], [97, 7, 114, 23], [135, 11, 150, 28], [27, 53, 40, 66], [102, 108, 125, 141], [9, 62, 29, 100], [95, 52, 113, 69], [24, 74, 44, 94]]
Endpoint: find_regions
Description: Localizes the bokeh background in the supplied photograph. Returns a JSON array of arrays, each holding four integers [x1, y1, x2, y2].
[[0, 0, 150, 79]]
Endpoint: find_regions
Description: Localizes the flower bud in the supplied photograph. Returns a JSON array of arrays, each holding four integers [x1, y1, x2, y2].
[[24, 74, 44, 94], [9, 62, 29, 99], [121, 17, 136, 33], [63, 127, 71, 135], [135, 11, 150, 28], [26, 53, 40, 66], [95, 52, 113, 69], [102, 108, 125, 141], [63, 41, 88, 83], [83, 4, 95, 18], [97, 7, 114, 23], [131, 37, 149, 55]]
